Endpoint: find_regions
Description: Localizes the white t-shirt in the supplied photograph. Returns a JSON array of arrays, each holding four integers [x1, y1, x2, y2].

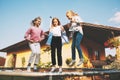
[[50, 25, 62, 36], [69, 16, 83, 35]]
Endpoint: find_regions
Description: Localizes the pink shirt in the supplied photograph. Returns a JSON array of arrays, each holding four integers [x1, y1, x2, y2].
[[24, 26, 45, 42]]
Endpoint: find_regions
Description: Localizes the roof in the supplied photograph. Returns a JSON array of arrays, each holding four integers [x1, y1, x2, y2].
[[0, 22, 120, 52], [81, 22, 120, 45]]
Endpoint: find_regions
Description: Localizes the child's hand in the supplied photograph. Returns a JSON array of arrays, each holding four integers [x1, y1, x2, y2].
[[44, 33, 49, 36], [29, 40, 34, 43]]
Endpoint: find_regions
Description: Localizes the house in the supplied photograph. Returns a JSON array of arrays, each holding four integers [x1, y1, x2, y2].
[[0, 22, 120, 68]]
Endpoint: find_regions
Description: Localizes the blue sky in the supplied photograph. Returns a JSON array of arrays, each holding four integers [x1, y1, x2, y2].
[[0, 0, 120, 57]]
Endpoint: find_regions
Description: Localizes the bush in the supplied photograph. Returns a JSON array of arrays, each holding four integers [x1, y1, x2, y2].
[[110, 60, 120, 70], [65, 58, 72, 66]]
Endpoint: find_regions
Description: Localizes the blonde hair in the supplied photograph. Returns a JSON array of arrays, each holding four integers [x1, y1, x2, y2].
[[66, 10, 78, 16]]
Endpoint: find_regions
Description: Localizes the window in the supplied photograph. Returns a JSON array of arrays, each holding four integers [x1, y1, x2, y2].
[[94, 50, 100, 60]]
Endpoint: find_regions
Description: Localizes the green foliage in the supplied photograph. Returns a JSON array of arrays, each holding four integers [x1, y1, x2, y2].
[[21, 57, 25, 67], [43, 47, 51, 54], [105, 55, 114, 65], [110, 39, 120, 48], [7, 55, 14, 68], [65, 58, 72, 66], [110, 60, 120, 70], [105, 38, 120, 48], [37, 61, 52, 68]]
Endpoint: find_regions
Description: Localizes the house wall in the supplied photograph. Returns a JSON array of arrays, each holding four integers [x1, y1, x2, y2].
[[82, 37, 105, 60], [5, 41, 72, 68], [0, 57, 5, 66], [5, 38, 105, 68], [5, 50, 30, 68]]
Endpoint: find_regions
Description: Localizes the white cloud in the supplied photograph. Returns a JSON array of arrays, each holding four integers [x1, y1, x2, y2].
[[109, 12, 120, 23]]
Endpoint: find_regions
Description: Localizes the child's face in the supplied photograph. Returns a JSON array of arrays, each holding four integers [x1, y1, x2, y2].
[[53, 19, 58, 26], [66, 12, 72, 20], [34, 19, 41, 27]]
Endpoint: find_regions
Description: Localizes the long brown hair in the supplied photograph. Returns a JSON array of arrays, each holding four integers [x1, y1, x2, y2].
[[52, 17, 61, 26]]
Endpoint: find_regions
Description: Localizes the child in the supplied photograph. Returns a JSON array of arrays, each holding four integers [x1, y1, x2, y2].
[[66, 10, 84, 66], [24, 17, 45, 72], [49, 17, 64, 73]]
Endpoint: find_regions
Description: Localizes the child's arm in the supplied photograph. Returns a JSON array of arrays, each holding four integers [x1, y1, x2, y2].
[[61, 26, 65, 32]]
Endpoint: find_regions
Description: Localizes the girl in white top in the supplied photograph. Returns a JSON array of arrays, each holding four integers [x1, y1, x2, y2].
[[66, 10, 84, 66], [49, 17, 64, 73]]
